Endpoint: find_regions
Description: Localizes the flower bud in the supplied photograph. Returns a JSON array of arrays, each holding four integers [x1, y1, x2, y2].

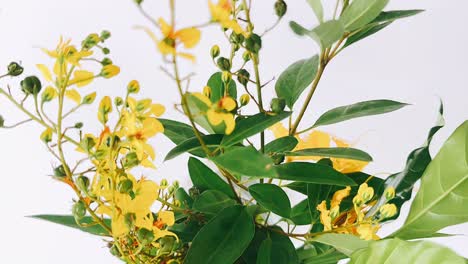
[[82, 92, 97, 104], [7, 62, 24, 76], [118, 179, 134, 194], [245, 34, 262, 54], [136, 228, 154, 244], [21, 76, 42, 95], [101, 58, 113, 66], [216, 57, 231, 71], [114, 96, 124, 106], [41, 86, 57, 103], [73, 200, 87, 220], [160, 179, 169, 188], [134, 0, 144, 5], [102, 47, 110, 54], [40, 128, 53, 144], [357, 183, 374, 203], [221, 71, 232, 83], [229, 32, 244, 44], [174, 200, 181, 207], [127, 80, 140, 94], [240, 94, 250, 106], [0, 115, 4, 128], [237, 69, 250, 87], [203, 86, 212, 98], [384, 186, 395, 200], [210, 45, 220, 58], [101, 65, 120, 78], [172, 180, 180, 190], [100, 30, 111, 41], [82, 33, 101, 49], [81, 135, 96, 152], [242, 51, 251, 62], [74, 122, 84, 129], [270, 98, 286, 113], [379, 203, 397, 219], [76, 175, 90, 192], [274, 0, 287, 17], [53, 165, 67, 178]]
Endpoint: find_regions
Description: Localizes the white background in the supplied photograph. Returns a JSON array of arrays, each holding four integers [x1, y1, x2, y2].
[[0, 0, 467, 263]]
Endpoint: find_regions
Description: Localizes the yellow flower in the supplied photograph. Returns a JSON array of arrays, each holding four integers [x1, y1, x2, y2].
[[357, 183, 374, 203], [100, 64, 120, 78], [317, 201, 332, 231], [331, 186, 351, 209], [209, 0, 244, 35], [65, 89, 81, 104], [379, 203, 397, 219], [269, 122, 369, 173], [356, 223, 380, 241], [193, 92, 237, 134]]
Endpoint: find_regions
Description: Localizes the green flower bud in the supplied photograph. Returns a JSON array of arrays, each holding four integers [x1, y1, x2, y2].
[[0, 115, 4, 128], [134, 0, 144, 5], [174, 200, 181, 207], [100, 30, 111, 41], [53, 165, 67, 178], [274, 0, 287, 17], [160, 179, 169, 188], [229, 32, 244, 44], [245, 34, 262, 54], [81, 135, 95, 152], [101, 58, 113, 66], [7, 62, 24, 76], [217, 57, 231, 71], [203, 86, 212, 98], [270, 98, 286, 113], [82, 92, 97, 105], [172, 180, 180, 190], [123, 152, 139, 168], [76, 176, 90, 192], [136, 228, 155, 244], [210, 45, 220, 58], [242, 51, 251, 62], [240, 94, 250, 106], [237, 69, 250, 87], [127, 80, 140, 94], [114, 96, 124, 106], [221, 71, 232, 83], [40, 128, 53, 144], [72, 200, 87, 220], [102, 47, 110, 54], [21, 76, 42, 95], [82, 33, 101, 49], [118, 179, 134, 194], [74, 122, 84, 129]]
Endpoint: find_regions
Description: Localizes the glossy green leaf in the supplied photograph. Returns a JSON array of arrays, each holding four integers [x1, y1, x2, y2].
[[184, 205, 255, 264], [349, 238, 465, 264], [221, 111, 291, 146], [256, 228, 298, 264], [311, 100, 408, 128], [264, 136, 298, 154], [193, 190, 237, 215], [275, 56, 319, 109], [312, 234, 369, 256], [211, 147, 276, 178], [164, 134, 222, 160], [372, 10, 424, 24], [249, 184, 291, 218], [285, 147, 373, 161], [188, 157, 235, 198], [344, 21, 392, 48], [275, 162, 356, 186], [159, 118, 196, 144], [393, 121, 468, 239], [307, 0, 324, 23], [308, 20, 345, 49], [340, 0, 389, 31], [307, 183, 332, 224], [207, 72, 237, 103], [290, 199, 314, 225], [30, 215, 110, 236]]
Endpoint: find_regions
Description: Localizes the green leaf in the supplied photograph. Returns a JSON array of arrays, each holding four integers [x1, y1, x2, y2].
[[297, 244, 347, 264], [285, 147, 373, 162], [367, 104, 445, 219], [344, 21, 392, 48], [207, 72, 237, 103], [307, 0, 324, 23], [186, 93, 215, 133], [264, 136, 298, 154], [193, 190, 237, 215], [188, 157, 235, 199], [211, 147, 276, 178], [393, 121, 468, 239], [372, 10, 424, 24], [184, 205, 255, 264], [169, 220, 203, 242], [275, 56, 319, 109], [249, 184, 291, 218], [290, 199, 314, 225], [308, 20, 345, 49], [159, 118, 196, 144], [30, 215, 110, 236], [312, 234, 369, 256], [221, 111, 291, 146], [340, 0, 389, 31], [289, 21, 310, 36], [349, 238, 466, 264], [175, 187, 194, 209], [311, 100, 408, 128], [256, 227, 299, 264], [164, 134, 223, 161], [307, 184, 333, 224], [275, 162, 356, 186]]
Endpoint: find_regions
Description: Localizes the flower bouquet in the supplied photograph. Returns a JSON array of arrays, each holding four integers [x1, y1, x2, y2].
[[0, 0, 467, 263]]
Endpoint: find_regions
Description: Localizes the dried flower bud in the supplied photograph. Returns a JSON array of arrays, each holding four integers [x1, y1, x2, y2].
[[118, 179, 134, 194], [217, 57, 231, 71], [245, 34, 262, 54], [73, 200, 87, 220], [127, 80, 140, 94], [7, 62, 24, 76], [203, 86, 212, 98], [237, 69, 250, 87], [240, 94, 250, 106], [210, 45, 220, 58], [274, 0, 287, 17], [221, 71, 232, 83], [270, 98, 286, 113], [21, 76, 42, 95], [189, 186, 201, 199]]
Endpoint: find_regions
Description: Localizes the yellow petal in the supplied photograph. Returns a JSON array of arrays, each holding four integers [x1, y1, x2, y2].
[[36, 64, 52, 82], [269, 122, 289, 139], [192, 92, 212, 107], [65, 89, 81, 104], [134, 25, 159, 46], [331, 186, 351, 208], [70, 70, 94, 87], [221, 97, 237, 111], [158, 211, 175, 226], [158, 41, 176, 55], [150, 104, 165, 117], [158, 18, 173, 37], [222, 113, 236, 135], [142, 118, 164, 138], [207, 109, 223, 126], [177, 52, 196, 62], [175, 28, 201, 48]]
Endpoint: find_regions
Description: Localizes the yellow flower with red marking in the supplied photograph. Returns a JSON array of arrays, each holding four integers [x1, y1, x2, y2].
[[209, 0, 244, 35], [193, 92, 237, 135]]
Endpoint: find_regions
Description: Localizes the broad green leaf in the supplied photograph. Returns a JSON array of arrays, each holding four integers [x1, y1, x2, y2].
[[344, 22, 392, 48], [186, 93, 215, 133], [340, 0, 389, 31], [311, 100, 408, 128], [256, 227, 298, 264], [193, 190, 237, 215], [275, 162, 356, 186], [312, 234, 369, 256], [207, 72, 237, 103], [307, 0, 324, 23], [393, 121, 468, 239], [169, 220, 203, 242], [307, 183, 333, 224], [289, 21, 309, 36], [211, 147, 276, 178], [188, 157, 235, 198], [159, 118, 196, 144], [367, 104, 444, 219], [372, 10, 424, 24], [275, 56, 319, 109], [264, 136, 298, 154], [308, 20, 345, 49], [349, 238, 465, 264], [221, 111, 291, 146], [31, 215, 110, 236], [249, 184, 291, 218], [242, 227, 269, 263], [297, 244, 347, 264], [285, 147, 373, 162], [164, 134, 222, 160], [290, 199, 314, 225], [184, 205, 255, 264]]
